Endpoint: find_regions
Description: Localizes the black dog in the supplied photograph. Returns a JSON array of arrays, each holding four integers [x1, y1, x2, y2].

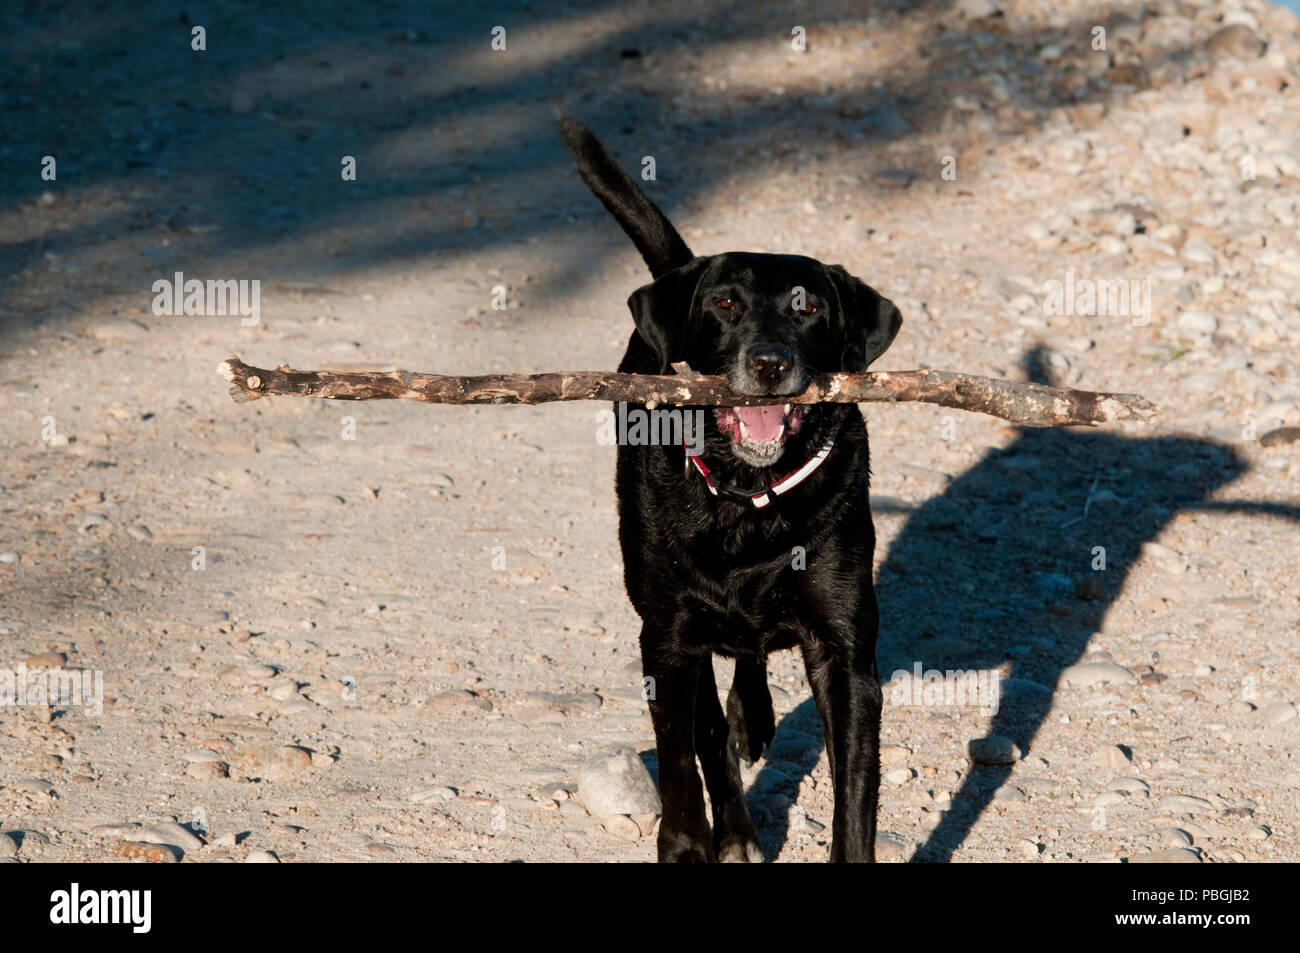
[[560, 117, 901, 862]]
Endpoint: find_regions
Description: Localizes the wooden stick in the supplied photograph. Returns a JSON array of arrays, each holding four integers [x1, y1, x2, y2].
[[217, 356, 1155, 427]]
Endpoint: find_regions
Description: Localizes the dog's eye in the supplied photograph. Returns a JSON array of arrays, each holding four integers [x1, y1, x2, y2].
[[799, 304, 818, 315], [715, 297, 734, 310]]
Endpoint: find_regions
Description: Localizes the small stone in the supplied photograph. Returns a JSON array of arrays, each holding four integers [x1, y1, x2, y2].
[[1095, 745, 1131, 769], [1107, 777, 1150, 795], [117, 842, 178, 863], [1205, 24, 1263, 60], [410, 786, 457, 804], [246, 849, 280, 863], [1246, 825, 1271, 841], [1060, 662, 1135, 688], [243, 745, 312, 781], [126, 525, 153, 541], [601, 815, 642, 842], [12, 778, 56, 796], [879, 745, 912, 768], [875, 831, 909, 862], [24, 652, 66, 669], [183, 748, 223, 763], [0, 552, 19, 565], [1179, 237, 1217, 266], [1161, 828, 1193, 848], [243, 663, 276, 680], [1128, 848, 1200, 864], [577, 746, 661, 816], [0, 833, 17, 858], [967, 735, 1022, 765], [1260, 427, 1300, 448], [1259, 701, 1296, 726], [1017, 839, 1041, 859], [1175, 311, 1217, 335], [1158, 794, 1213, 814], [187, 761, 229, 780], [870, 169, 917, 189], [525, 692, 603, 716], [140, 822, 203, 852], [884, 767, 914, 785], [426, 689, 493, 714]]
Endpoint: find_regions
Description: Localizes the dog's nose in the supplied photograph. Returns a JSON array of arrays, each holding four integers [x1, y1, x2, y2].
[[748, 345, 793, 387]]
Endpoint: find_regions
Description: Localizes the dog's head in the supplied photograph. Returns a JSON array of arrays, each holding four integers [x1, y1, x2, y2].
[[627, 253, 901, 467]]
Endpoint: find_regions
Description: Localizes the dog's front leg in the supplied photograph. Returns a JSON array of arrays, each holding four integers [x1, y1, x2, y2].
[[801, 628, 881, 863], [641, 630, 712, 862]]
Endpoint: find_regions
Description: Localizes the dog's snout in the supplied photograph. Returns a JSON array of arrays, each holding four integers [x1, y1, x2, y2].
[[748, 345, 793, 387]]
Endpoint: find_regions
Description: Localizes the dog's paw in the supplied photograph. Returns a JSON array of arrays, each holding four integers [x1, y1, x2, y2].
[[658, 827, 713, 863], [718, 836, 764, 863]]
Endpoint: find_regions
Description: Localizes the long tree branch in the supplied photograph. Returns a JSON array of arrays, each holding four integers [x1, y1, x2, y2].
[[217, 356, 1155, 427]]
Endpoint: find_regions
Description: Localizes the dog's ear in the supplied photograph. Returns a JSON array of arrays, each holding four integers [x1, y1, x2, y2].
[[823, 264, 902, 372], [626, 258, 707, 373]]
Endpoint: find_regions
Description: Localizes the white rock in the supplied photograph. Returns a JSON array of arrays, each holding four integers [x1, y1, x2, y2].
[[577, 746, 661, 815]]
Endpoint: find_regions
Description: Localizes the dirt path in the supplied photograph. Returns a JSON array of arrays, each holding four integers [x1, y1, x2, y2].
[[1, 0, 1298, 862]]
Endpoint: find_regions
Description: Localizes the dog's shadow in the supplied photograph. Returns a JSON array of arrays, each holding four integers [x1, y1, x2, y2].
[[746, 369, 1298, 862]]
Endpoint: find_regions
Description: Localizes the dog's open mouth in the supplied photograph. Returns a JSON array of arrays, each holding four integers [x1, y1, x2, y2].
[[714, 404, 804, 466]]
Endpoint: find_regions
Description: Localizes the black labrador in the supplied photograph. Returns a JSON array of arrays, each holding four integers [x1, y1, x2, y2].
[[560, 117, 902, 862]]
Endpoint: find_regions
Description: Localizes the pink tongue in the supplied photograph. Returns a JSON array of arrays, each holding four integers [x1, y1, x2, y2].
[[735, 405, 786, 441]]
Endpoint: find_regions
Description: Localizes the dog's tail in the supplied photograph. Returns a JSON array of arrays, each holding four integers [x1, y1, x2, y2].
[[556, 112, 694, 278]]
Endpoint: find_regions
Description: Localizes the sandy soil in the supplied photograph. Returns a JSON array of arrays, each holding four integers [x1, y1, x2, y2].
[[1, 0, 1298, 862]]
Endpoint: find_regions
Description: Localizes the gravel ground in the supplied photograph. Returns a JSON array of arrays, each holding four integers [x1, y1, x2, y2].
[[1, 0, 1298, 862]]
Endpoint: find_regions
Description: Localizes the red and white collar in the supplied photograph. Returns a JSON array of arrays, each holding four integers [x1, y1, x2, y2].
[[687, 436, 836, 509]]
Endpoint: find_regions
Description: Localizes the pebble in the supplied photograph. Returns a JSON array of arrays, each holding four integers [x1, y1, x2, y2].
[[880, 745, 912, 767], [525, 691, 603, 716], [1158, 794, 1213, 814], [24, 651, 67, 669], [410, 786, 457, 804], [1107, 777, 1150, 795], [1175, 311, 1218, 335], [140, 822, 203, 852], [13, 779, 56, 796], [1260, 427, 1300, 447], [1161, 828, 1194, 848], [1017, 838, 1041, 859], [577, 746, 661, 815], [1259, 701, 1296, 726], [1128, 848, 1200, 864], [0, 833, 17, 858], [601, 814, 642, 842], [967, 735, 1022, 765], [875, 830, 910, 862], [426, 689, 493, 714], [1179, 237, 1217, 266], [246, 850, 280, 863], [1205, 24, 1263, 60], [884, 767, 914, 785], [187, 761, 229, 780], [243, 745, 312, 781], [126, 524, 153, 541], [1060, 662, 1135, 688], [1094, 745, 1131, 769], [0, 552, 19, 564], [117, 842, 178, 863]]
